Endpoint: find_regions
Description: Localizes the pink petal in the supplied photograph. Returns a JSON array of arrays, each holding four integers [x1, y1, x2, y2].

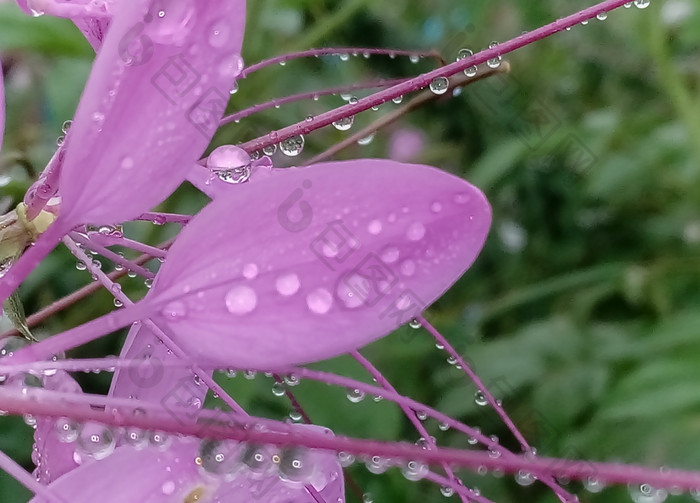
[[147, 159, 491, 368], [72, 17, 111, 52], [30, 429, 343, 503], [33, 371, 83, 484], [108, 321, 207, 420], [58, 0, 246, 226]]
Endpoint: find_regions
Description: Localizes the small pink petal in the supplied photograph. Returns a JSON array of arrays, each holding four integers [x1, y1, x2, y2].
[[33, 371, 83, 484], [147, 159, 491, 368], [108, 321, 207, 420], [58, 0, 246, 226], [29, 428, 343, 503]]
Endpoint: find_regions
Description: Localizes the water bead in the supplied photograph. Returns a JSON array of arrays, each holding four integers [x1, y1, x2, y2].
[[276, 273, 301, 296], [338, 451, 355, 467], [150, 431, 171, 449], [55, 417, 80, 443], [332, 116, 354, 131], [146, 0, 196, 45], [346, 388, 366, 403], [440, 485, 455, 497], [515, 470, 536, 486], [199, 439, 241, 476], [634, 0, 651, 8], [206, 145, 252, 184], [278, 448, 316, 483], [409, 318, 421, 329], [474, 390, 488, 406], [280, 135, 305, 156], [225, 285, 257, 315], [262, 144, 277, 156], [208, 20, 231, 48], [76, 423, 115, 460], [392, 95, 404, 104], [240, 445, 272, 474], [365, 455, 389, 474], [357, 133, 375, 145], [271, 382, 286, 397], [487, 42, 502, 69], [402, 460, 428, 481], [306, 288, 333, 314], [429, 76, 449, 95]]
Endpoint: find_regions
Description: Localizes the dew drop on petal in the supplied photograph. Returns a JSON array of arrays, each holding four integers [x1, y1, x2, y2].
[[147, 0, 195, 45], [218, 53, 244, 78], [76, 423, 115, 460], [367, 219, 382, 235], [242, 263, 258, 279], [306, 288, 333, 314], [225, 286, 257, 315], [406, 222, 426, 241], [337, 274, 368, 309], [400, 260, 416, 277], [381, 246, 400, 264], [276, 274, 301, 296], [208, 20, 230, 48], [163, 301, 187, 320]]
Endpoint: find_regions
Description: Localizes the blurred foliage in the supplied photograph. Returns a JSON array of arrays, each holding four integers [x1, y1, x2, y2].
[[1, 1, 700, 502]]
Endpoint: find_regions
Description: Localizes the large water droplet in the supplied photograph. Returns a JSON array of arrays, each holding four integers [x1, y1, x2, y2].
[[429, 77, 449, 95], [218, 53, 244, 78], [276, 274, 300, 296], [55, 418, 79, 443], [225, 285, 257, 315], [76, 423, 115, 460], [279, 448, 316, 483], [280, 135, 305, 156], [306, 288, 333, 314], [206, 145, 251, 184], [406, 222, 426, 241], [332, 116, 355, 131], [634, 0, 650, 8], [199, 439, 241, 475]]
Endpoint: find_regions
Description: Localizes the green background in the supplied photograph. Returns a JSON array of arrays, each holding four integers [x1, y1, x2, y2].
[[1, 0, 700, 502]]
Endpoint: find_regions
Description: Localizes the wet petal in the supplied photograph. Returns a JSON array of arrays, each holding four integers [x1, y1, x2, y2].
[[147, 159, 491, 368], [57, 0, 246, 226], [33, 371, 83, 484], [108, 321, 207, 419], [30, 428, 343, 503]]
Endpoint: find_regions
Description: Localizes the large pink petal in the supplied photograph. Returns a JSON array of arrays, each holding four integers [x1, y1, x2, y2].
[[58, 0, 246, 226], [146, 159, 491, 368], [30, 429, 344, 503]]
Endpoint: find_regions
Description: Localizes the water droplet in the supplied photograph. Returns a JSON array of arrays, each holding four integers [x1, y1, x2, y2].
[[515, 470, 536, 486], [225, 285, 257, 315], [206, 145, 251, 184], [279, 448, 316, 483], [276, 274, 300, 296], [402, 460, 428, 481], [199, 439, 240, 475], [162, 301, 187, 320], [61, 120, 72, 134], [338, 451, 355, 467], [409, 54, 420, 63], [429, 76, 449, 95], [262, 143, 277, 156], [208, 20, 230, 48], [306, 288, 333, 314], [634, 0, 650, 8], [487, 41, 502, 68], [453, 192, 470, 204], [474, 390, 488, 406], [272, 382, 286, 397], [464, 65, 478, 77], [357, 133, 375, 145], [400, 260, 416, 277], [367, 219, 382, 235], [55, 418, 79, 443], [392, 95, 404, 104], [146, 0, 195, 44], [457, 48, 473, 60], [363, 493, 374, 503], [584, 477, 606, 493], [346, 388, 365, 403], [76, 423, 115, 460], [124, 427, 148, 449], [161, 481, 175, 495], [596, 11, 608, 20], [242, 263, 258, 279], [332, 116, 354, 131], [120, 156, 134, 170], [430, 202, 442, 213], [440, 485, 455, 497], [629, 483, 667, 503], [381, 246, 400, 264], [406, 222, 426, 241], [149, 431, 170, 449], [280, 135, 305, 156], [240, 445, 272, 474], [218, 53, 244, 78]]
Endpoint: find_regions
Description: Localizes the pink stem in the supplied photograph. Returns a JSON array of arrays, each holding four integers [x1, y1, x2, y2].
[[0, 388, 696, 491], [134, 212, 192, 225], [219, 78, 407, 126], [109, 237, 169, 259], [238, 0, 637, 154], [70, 232, 155, 280], [240, 48, 441, 78], [24, 147, 63, 221]]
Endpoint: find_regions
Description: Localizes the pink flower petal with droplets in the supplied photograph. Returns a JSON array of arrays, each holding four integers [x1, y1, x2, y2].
[[108, 321, 207, 418], [29, 428, 344, 503], [33, 371, 83, 484], [146, 159, 491, 368], [57, 0, 246, 226]]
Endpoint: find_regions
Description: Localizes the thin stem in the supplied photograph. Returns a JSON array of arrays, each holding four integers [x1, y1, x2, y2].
[[134, 212, 192, 225], [219, 78, 407, 127], [241, 48, 443, 78], [0, 449, 67, 503], [0, 388, 697, 490], [304, 64, 510, 166], [70, 232, 155, 280], [238, 0, 638, 155]]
